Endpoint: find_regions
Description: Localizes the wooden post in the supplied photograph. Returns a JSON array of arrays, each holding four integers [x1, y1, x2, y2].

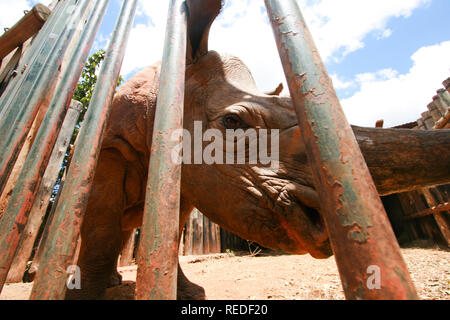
[[375, 120, 384, 128], [0, 46, 22, 96], [421, 189, 450, 246], [5, 100, 82, 283], [192, 209, 204, 255], [120, 229, 136, 267], [183, 212, 194, 256], [411, 191, 438, 241], [437, 89, 450, 108], [443, 78, 450, 92], [202, 214, 210, 254], [432, 95, 449, 115], [397, 193, 422, 240], [427, 102, 443, 122], [212, 223, 221, 253], [416, 118, 425, 130], [179, 229, 185, 256], [421, 111, 435, 130], [0, 4, 51, 60]]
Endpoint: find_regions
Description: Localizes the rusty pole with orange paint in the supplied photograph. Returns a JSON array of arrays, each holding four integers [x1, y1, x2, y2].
[[135, 0, 188, 300], [0, 0, 91, 196], [265, 0, 418, 300], [0, 0, 109, 295], [29, 0, 138, 300]]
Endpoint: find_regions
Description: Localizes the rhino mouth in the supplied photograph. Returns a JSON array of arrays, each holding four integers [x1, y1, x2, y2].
[[271, 182, 332, 258]]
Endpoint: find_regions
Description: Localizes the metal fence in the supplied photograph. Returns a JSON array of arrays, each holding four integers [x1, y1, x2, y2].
[[0, 0, 418, 300]]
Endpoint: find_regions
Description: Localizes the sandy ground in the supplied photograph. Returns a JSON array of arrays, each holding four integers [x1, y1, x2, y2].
[[1, 247, 448, 300]]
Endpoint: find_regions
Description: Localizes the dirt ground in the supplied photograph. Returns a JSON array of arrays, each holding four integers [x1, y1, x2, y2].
[[1, 246, 448, 300]]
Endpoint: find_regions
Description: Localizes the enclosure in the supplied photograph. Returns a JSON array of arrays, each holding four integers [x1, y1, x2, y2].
[[0, 0, 448, 301]]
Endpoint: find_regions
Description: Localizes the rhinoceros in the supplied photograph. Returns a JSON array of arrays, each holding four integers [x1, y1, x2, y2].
[[67, 1, 450, 299]]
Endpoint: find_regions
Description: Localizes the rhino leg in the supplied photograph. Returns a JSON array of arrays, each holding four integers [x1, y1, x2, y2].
[[176, 199, 206, 300], [177, 263, 206, 300], [66, 149, 126, 300]]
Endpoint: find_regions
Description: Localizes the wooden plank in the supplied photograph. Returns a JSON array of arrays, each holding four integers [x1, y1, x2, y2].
[[444, 77, 450, 92], [179, 229, 185, 256], [119, 229, 136, 267], [405, 201, 449, 219], [410, 191, 438, 240], [433, 213, 450, 246], [432, 95, 448, 115], [202, 214, 210, 254], [421, 111, 435, 130], [418, 189, 450, 246], [0, 46, 22, 96], [434, 109, 450, 129], [211, 222, 221, 253], [375, 120, 384, 128], [183, 212, 194, 256], [192, 209, 203, 255], [397, 193, 421, 240], [427, 101, 443, 122], [416, 118, 426, 130], [0, 4, 51, 60]]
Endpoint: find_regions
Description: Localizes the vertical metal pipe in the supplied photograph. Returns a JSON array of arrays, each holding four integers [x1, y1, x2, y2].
[[135, 0, 187, 300], [0, 0, 69, 106], [264, 0, 418, 300], [0, 0, 109, 294], [0, 0, 76, 115], [29, 0, 138, 300], [0, 0, 91, 196]]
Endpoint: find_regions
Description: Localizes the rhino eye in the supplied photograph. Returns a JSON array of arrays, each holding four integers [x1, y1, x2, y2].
[[222, 114, 248, 129]]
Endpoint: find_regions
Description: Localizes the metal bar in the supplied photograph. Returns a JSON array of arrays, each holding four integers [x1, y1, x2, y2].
[[135, 0, 188, 300], [0, 1, 60, 103], [264, 0, 418, 300], [0, 0, 90, 197], [0, 0, 108, 294], [29, 0, 138, 300], [5, 100, 82, 284], [0, 0, 74, 113]]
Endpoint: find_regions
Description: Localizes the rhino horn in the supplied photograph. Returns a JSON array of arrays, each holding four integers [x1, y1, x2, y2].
[[186, 0, 223, 64]]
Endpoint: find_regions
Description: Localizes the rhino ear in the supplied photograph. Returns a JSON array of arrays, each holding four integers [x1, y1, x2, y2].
[[186, 0, 223, 64], [265, 83, 284, 96]]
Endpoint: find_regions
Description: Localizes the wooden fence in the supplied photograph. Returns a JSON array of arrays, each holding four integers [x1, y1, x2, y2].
[[383, 78, 450, 247]]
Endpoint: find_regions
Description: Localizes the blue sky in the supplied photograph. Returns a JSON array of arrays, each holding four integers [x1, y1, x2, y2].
[[1, 0, 449, 127], [329, 0, 450, 97]]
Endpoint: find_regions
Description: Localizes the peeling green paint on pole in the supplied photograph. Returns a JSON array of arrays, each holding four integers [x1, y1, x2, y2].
[[265, 0, 418, 300]]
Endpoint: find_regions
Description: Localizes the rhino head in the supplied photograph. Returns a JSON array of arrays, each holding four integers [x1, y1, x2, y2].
[[176, 1, 450, 259], [181, 51, 332, 257]]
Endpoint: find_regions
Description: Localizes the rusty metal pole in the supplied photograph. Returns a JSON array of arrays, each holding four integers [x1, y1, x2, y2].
[[0, 0, 109, 294], [0, 0, 69, 107], [135, 0, 188, 300], [264, 0, 418, 300], [0, 0, 92, 196], [0, 0, 79, 117], [29, 0, 138, 300]]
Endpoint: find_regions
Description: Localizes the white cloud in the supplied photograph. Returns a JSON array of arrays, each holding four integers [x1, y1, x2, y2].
[[0, 0, 33, 35], [341, 41, 450, 127], [120, 0, 169, 76], [331, 74, 355, 90], [301, 0, 431, 61], [205, 0, 431, 90], [209, 1, 284, 91], [0, 0, 55, 36]]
